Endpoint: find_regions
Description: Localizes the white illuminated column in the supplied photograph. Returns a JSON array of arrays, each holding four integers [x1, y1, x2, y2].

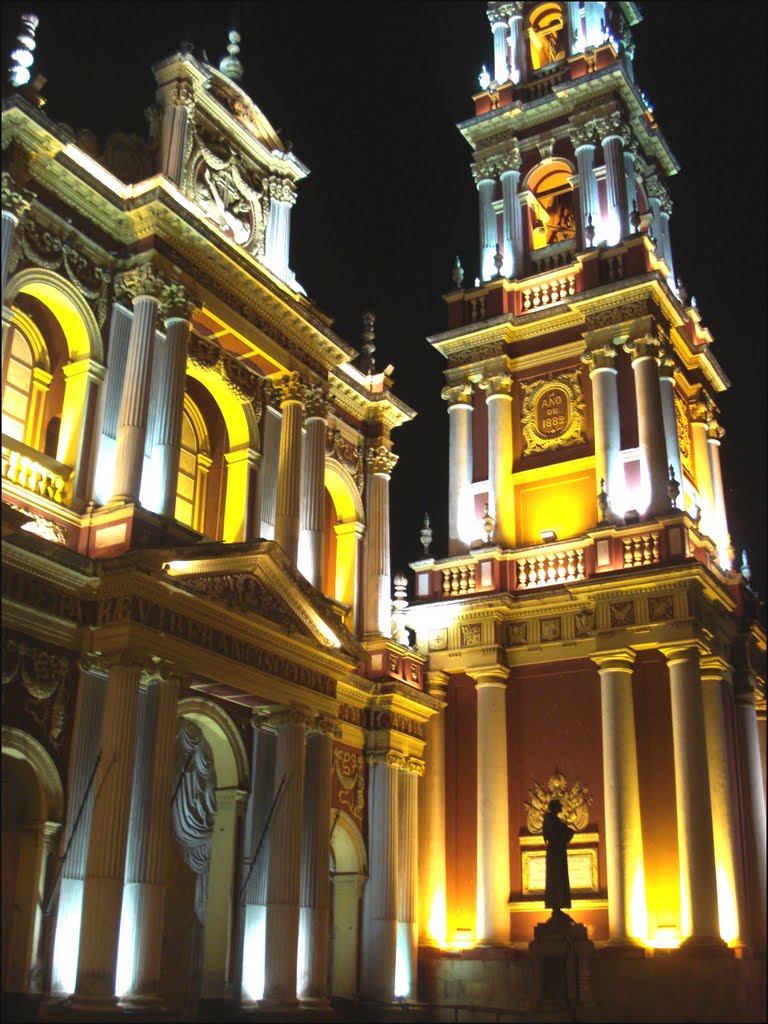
[[568, 1, 584, 52], [480, 373, 514, 548], [663, 647, 723, 946], [299, 389, 330, 589], [659, 203, 675, 287], [298, 720, 335, 1002], [117, 675, 180, 1004], [362, 751, 401, 1001], [475, 167, 497, 282], [583, 343, 621, 518], [396, 759, 421, 1000], [71, 661, 142, 1009], [263, 709, 308, 1005], [490, 12, 509, 83], [624, 149, 638, 220], [93, 306, 132, 505], [573, 137, 599, 248], [362, 444, 397, 637], [111, 266, 164, 503], [241, 727, 276, 1003], [585, 1, 607, 47], [507, 7, 524, 84], [274, 372, 306, 563], [599, 117, 629, 245], [658, 350, 683, 507], [259, 400, 281, 540], [471, 667, 510, 944], [500, 156, 523, 278], [594, 653, 647, 943], [264, 177, 296, 283], [689, 396, 716, 536], [419, 673, 448, 946], [700, 659, 743, 945], [442, 384, 474, 554], [625, 336, 669, 516], [707, 419, 731, 566]]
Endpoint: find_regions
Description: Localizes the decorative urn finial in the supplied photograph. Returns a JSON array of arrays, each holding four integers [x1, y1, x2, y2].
[[9, 12, 39, 87], [482, 502, 495, 544], [493, 243, 504, 277], [667, 464, 680, 510], [452, 255, 464, 289], [419, 513, 433, 555], [630, 199, 641, 233], [585, 213, 595, 247], [597, 478, 609, 523], [219, 29, 243, 82], [361, 311, 376, 374], [740, 550, 752, 583]]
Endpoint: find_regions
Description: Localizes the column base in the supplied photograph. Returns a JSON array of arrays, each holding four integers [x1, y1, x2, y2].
[[679, 934, 731, 956], [55, 993, 124, 1018], [119, 993, 168, 1014]]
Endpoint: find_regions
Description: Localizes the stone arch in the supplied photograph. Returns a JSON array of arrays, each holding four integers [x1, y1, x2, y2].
[[1, 725, 64, 822], [524, 158, 577, 252], [324, 458, 365, 626], [6, 268, 104, 364], [329, 809, 367, 999]]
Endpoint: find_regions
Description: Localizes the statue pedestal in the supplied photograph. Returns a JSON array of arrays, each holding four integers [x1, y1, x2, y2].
[[529, 911, 595, 1013]]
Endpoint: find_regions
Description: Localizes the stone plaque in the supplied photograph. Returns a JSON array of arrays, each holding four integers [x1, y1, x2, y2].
[[536, 385, 570, 438], [521, 847, 598, 895], [521, 371, 586, 455]]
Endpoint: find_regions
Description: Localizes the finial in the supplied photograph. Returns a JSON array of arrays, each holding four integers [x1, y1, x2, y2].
[[493, 243, 504, 277], [667, 464, 680, 510], [482, 502, 495, 544], [478, 65, 491, 91], [391, 573, 409, 645], [361, 311, 376, 374], [585, 213, 595, 247], [690, 295, 698, 309], [419, 513, 433, 555], [740, 550, 752, 583], [597, 478, 609, 523], [676, 278, 688, 304], [219, 29, 243, 82], [630, 199, 641, 233], [9, 12, 39, 88], [452, 255, 464, 289]]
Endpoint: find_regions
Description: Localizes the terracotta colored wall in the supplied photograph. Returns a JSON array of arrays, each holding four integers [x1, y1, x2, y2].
[[444, 674, 477, 935]]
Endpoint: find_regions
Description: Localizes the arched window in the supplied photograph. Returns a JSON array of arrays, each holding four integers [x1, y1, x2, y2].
[[175, 396, 211, 533], [527, 161, 576, 250], [1, 324, 35, 443], [529, 3, 566, 71]]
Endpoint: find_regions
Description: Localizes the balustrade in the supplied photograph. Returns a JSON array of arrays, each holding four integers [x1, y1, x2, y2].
[[522, 274, 576, 311], [516, 546, 586, 588], [622, 531, 661, 568], [442, 562, 477, 597]]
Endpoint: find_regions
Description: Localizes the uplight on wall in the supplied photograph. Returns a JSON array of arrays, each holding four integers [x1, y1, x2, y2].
[[540, 529, 557, 543]]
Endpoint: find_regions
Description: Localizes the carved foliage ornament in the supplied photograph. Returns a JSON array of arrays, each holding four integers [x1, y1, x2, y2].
[[366, 444, 398, 476], [521, 370, 585, 455], [525, 770, 592, 834], [1, 637, 71, 749], [333, 748, 365, 823]]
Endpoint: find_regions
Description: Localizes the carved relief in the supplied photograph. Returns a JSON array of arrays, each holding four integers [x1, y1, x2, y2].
[[649, 595, 673, 622], [520, 371, 586, 455], [609, 601, 635, 627], [461, 623, 482, 647], [540, 617, 562, 642], [333, 748, 365, 824], [525, 769, 593, 834], [675, 394, 693, 477], [1, 637, 71, 749], [507, 621, 528, 646], [573, 609, 595, 637], [176, 573, 300, 632], [429, 628, 448, 651]]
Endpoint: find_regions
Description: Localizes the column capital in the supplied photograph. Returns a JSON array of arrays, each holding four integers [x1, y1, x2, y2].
[[304, 385, 332, 420], [266, 175, 297, 206], [404, 756, 425, 777], [581, 342, 618, 372], [366, 750, 405, 770], [569, 122, 597, 149], [81, 650, 145, 675], [688, 389, 713, 425], [623, 334, 661, 363], [308, 713, 342, 739], [441, 382, 474, 408], [159, 279, 199, 324], [479, 372, 513, 399], [707, 419, 725, 443], [471, 160, 497, 186], [699, 655, 732, 683], [657, 346, 677, 380], [115, 262, 167, 303], [595, 111, 627, 142], [660, 643, 703, 666], [224, 357, 262, 403], [170, 78, 195, 108], [366, 443, 398, 476], [426, 669, 450, 696], [274, 370, 307, 406], [497, 149, 522, 174], [2, 171, 35, 220], [592, 649, 637, 672], [467, 664, 509, 687], [253, 704, 313, 732]]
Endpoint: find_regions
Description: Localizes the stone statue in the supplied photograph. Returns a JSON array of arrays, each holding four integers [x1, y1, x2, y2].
[[543, 798, 574, 917]]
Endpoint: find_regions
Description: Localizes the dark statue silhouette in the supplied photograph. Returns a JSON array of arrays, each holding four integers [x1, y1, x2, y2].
[[543, 798, 574, 921]]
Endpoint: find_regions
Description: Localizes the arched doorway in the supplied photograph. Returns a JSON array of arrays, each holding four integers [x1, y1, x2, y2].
[[329, 810, 366, 1000]]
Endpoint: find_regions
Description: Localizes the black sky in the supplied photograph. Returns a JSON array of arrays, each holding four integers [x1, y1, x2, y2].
[[3, 2, 765, 603]]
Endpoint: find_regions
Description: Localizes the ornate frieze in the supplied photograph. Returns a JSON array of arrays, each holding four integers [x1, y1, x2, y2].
[[223, 359, 262, 404], [583, 298, 651, 332], [176, 572, 300, 632], [525, 769, 593, 833], [1, 171, 35, 219], [675, 395, 693, 476], [520, 370, 586, 455]]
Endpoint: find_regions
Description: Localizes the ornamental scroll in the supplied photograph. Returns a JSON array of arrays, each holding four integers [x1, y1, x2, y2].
[[521, 371, 586, 455], [333, 747, 365, 824]]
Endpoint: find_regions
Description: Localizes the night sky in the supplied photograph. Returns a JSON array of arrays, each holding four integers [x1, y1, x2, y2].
[[3, 2, 765, 604]]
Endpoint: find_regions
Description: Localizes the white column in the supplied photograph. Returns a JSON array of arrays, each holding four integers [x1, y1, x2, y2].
[[573, 138, 599, 248], [660, 207, 675, 285], [664, 647, 723, 946], [202, 787, 246, 999], [117, 675, 180, 1003], [584, 1, 606, 47], [241, 727, 276, 1003], [71, 661, 142, 1008], [264, 178, 296, 283], [259, 402, 281, 539], [299, 391, 329, 589], [594, 653, 647, 943], [361, 751, 400, 1001], [583, 343, 622, 518], [274, 373, 306, 563], [490, 15, 509, 83], [111, 266, 164, 503], [93, 305, 132, 505], [476, 171, 497, 282], [51, 664, 106, 995], [732, 664, 767, 952], [700, 660, 743, 946], [625, 336, 669, 516], [624, 149, 638, 221], [396, 759, 421, 1001], [362, 444, 397, 637], [471, 667, 510, 944], [157, 82, 192, 186], [707, 420, 730, 566], [480, 373, 514, 548], [152, 300, 193, 518], [442, 384, 474, 554], [507, 10, 524, 84], [263, 709, 308, 1006], [689, 397, 716, 536], [600, 121, 629, 245], [658, 351, 683, 507], [500, 163, 523, 278], [298, 721, 335, 1002], [419, 673, 448, 946], [568, 1, 585, 52]]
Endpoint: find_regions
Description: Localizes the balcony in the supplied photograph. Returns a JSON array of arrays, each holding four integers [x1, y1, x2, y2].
[[1, 434, 72, 506]]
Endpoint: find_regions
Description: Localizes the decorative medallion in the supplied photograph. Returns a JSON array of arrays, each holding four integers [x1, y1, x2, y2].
[[525, 769, 593, 834], [429, 628, 448, 651], [333, 748, 365, 824], [649, 595, 673, 622], [461, 623, 482, 647], [521, 371, 586, 455], [610, 600, 635, 627], [540, 617, 562, 642], [507, 621, 528, 646]]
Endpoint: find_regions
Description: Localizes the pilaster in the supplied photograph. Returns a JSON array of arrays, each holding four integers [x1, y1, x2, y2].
[[362, 444, 398, 637], [419, 672, 448, 946], [442, 384, 474, 554], [624, 335, 669, 516], [582, 342, 621, 519], [274, 372, 306, 563], [479, 373, 514, 548]]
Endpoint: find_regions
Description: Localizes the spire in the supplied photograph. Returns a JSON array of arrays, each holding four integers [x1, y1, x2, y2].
[[219, 29, 243, 82]]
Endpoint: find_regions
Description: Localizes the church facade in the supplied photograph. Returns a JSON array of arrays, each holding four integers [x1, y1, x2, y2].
[[1, 3, 765, 1022]]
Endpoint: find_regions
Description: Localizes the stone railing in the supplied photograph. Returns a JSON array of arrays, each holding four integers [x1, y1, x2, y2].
[[529, 238, 577, 276], [511, 64, 569, 102], [522, 274, 577, 311], [622, 530, 661, 568], [1, 434, 71, 505], [516, 544, 587, 589], [442, 561, 477, 597]]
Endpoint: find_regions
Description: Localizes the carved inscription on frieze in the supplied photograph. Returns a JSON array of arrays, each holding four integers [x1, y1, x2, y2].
[[521, 372, 586, 455]]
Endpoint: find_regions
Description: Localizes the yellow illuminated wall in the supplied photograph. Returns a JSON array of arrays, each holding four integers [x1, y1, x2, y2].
[[514, 466, 596, 546]]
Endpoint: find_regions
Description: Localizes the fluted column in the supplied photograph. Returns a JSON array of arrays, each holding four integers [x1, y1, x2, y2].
[[362, 444, 398, 637], [582, 342, 622, 518], [658, 349, 683, 507], [490, 11, 509, 83], [700, 659, 743, 946], [274, 372, 306, 563], [1, 172, 34, 311], [298, 718, 337, 1002], [157, 79, 193, 185], [300, 389, 330, 588], [150, 285, 196, 518], [474, 164, 497, 282], [71, 659, 142, 1008], [470, 666, 510, 944], [241, 726, 276, 1002], [479, 373, 514, 548], [93, 306, 132, 504], [500, 152, 523, 278], [659, 206, 675, 285], [264, 177, 296, 283], [707, 419, 730, 566], [593, 652, 647, 943], [111, 265, 164, 503], [263, 708, 309, 1006], [419, 672, 448, 946], [507, 6, 524, 84], [689, 392, 716, 536], [571, 128, 599, 248], [624, 149, 638, 220], [442, 384, 474, 554], [397, 758, 422, 1000], [598, 115, 629, 244], [731, 643, 766, 952], [361, 751, 401, 1001], [51, 663, 107, 994], [259, 400, 281, 540], [663, 646, 723, 946], [202, 786, 247, 999], [624, 336, 669, 516]]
